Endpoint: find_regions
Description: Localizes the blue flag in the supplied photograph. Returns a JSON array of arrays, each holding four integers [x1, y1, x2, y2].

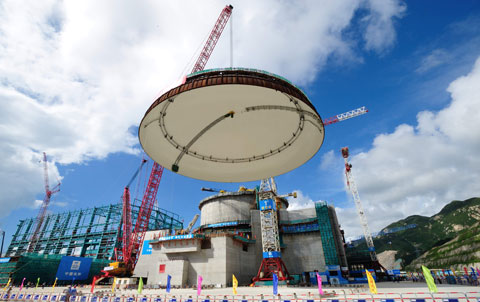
[[166, 275, 171, 293], [272, 273, 278, 295]]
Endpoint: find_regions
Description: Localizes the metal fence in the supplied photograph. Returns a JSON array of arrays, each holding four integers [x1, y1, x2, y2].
[[1, 291, 480, 302]]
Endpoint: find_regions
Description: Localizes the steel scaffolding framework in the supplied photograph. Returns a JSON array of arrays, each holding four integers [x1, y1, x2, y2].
[[315, 201, 340, 266], [6, 203, 183, 260]]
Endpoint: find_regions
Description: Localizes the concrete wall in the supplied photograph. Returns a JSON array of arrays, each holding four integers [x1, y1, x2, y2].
[[199, 192, 255, 226], [250, 210, 264, 271], [135, 235, 230, 286], [282, 232, 326, 274], [224, 237, 258, 286]]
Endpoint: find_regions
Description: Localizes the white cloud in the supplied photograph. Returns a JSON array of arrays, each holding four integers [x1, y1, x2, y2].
[[0, 0, 405, 216], [286, 190, 321, 211], [337, 57, 480, 237], [416, 49, 450, 74], [362, 0, 406, 52], [319, 150, 337, 171]]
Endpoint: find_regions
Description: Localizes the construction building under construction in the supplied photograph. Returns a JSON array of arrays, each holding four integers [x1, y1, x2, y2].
[[133, 190, 348, 287], [1, 203, 183, 284]]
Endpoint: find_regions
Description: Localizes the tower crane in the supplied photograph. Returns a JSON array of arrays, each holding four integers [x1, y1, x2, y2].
[[28, 152, 60, 253], [250, 108, 368, 284], [253, 178, 294, 283], [341, 147, 383, 271]]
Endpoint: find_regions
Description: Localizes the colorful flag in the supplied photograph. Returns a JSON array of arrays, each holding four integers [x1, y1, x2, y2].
[[232, 274, 238, 295], [3, 278, 11, 291], [272, 273, 278, 295], [36, 278, 40, 289], [197, 275, 203, 296], [463, 267, 468, 276], [316, 272, 324, 295], [421, 265, 438, 293], [476, 268, 480, 277], [90, 276, 97, 293], [52, 277, 58, 290], [470, 267, 476, 276], [112, 277, 117, 293], [365, 270, 377, 294], [166, 275, 171, 293], [19, 278, 26, 291], [138, 277, 143, 294]]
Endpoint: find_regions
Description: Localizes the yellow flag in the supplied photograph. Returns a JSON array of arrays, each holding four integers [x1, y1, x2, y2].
[[365, 270, 377, 294], [3, 278, 11, 291], [232, 274, 238, 295], [112, 277, 117, 293], [421, 265, 438, 293], [52, 277, 58, 289]]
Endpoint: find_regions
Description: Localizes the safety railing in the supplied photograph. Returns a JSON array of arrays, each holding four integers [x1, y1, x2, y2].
[[1, 291, 480, 302]]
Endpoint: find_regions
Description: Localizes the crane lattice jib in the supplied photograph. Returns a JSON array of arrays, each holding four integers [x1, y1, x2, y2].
[[28, 152, 60, 252], [126, 162, 164, 270], [191, 5, 233, 73], [342, 149, 377, 262], [323, 106, 368, 126]]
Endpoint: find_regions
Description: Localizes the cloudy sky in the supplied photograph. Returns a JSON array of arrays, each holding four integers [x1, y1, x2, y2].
[[1, 0, 480, 249]]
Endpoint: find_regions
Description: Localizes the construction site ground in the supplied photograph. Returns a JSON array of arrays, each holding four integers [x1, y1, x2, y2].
[[3, 282, 479, 301]]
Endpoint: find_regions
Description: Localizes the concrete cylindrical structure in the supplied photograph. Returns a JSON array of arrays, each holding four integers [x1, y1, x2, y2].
[[199, 191, 256, 226]]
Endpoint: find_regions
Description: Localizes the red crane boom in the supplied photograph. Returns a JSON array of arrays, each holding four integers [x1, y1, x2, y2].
[[102, 5, 232, 279], [28, 152, 60, 252], [125, 162, 164, 272], [191, 5, 233, 73]]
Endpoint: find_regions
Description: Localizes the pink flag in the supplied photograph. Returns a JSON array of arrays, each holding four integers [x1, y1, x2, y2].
[[197, 275, 203, 296], [19, 278, 26, 291], [476, 268, 480, 277], [316, 273, 324, 295]]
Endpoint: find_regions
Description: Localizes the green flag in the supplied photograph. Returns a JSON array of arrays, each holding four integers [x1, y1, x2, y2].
[[36, 278, 40, 289], [137, 277, 144, 294], [421, 265, 438, 293]]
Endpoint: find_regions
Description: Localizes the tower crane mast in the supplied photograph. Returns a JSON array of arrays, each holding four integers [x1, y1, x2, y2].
[[253, 178, 291, 283], [341, 147, 377, 262], [28, 152, 60, 252]]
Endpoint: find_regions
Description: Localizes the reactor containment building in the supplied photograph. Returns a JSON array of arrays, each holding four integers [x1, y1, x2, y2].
[[134, 190, 347, 286]]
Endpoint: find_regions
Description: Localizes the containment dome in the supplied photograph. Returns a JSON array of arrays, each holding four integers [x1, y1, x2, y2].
[[139, 68, 324, 182]]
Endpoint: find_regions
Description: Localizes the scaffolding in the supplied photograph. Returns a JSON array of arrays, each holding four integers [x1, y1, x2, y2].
[[6, 203, 183, 260], [315, 202, 340, 266]]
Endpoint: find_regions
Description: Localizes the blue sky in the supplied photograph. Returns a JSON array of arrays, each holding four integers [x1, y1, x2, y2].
[[1, 0, 480, 251]]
